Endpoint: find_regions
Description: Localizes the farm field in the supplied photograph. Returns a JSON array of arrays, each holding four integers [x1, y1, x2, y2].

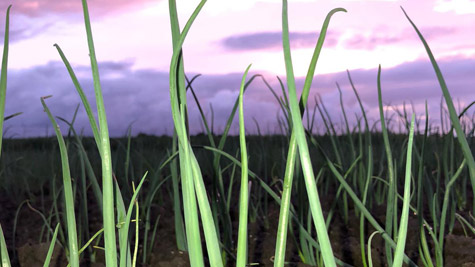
[[0, 132, 474, 267], [0, 130, 474, 267], [0, 0, 475, 267]]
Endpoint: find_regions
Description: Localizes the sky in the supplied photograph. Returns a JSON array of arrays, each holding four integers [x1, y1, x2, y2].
[[0, 0, 474, 137]]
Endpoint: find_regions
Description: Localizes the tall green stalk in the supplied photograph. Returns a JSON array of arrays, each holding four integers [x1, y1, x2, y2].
[[0, 224, 11, 267], [54, 44, 101, 150], [41, 96, 79, 267], [119, 173, 149, 267], [168, 1, 189, 253], [437, 159, 466, 264], [376, 65, 396, 265], [393, 114, 415, 267], [168, 0, 204, 265], [170, 132, 187, 251], [0, 5, 11, 157], [236, 64, 252, 267], [43, 224, 60, 267], [402, 7, 475, 210], [0, 9, 11, 263], [116, 181, 132, 267], [168, 1, 223, 266], [280, 1, 339, 266], [347, 69, 374, 267], [322, 152, 417, 266], [274, 6, 345, 267], [81, 1, 116, 265]]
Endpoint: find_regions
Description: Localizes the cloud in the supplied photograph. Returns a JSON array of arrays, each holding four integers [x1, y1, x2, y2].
[[340, 0, 397, 1], [4, 60, 173, 137], [305, 56, 475, 133], [3, 56, 474, 137], [0, 13, 56, 43], [342, 26, 457, 50], [417, 26, 458, 38], [343, 33, 402, 50], [220, 31, 338, 51], [220, 27, 455, 53], [0, 0, 156, 17], [311, 55, 474, 104], [434, 0, 475, 14]]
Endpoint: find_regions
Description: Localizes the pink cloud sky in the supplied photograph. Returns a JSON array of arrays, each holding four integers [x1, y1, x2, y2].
[[0, 0, 474, 136], [3, 0, 474, 73]]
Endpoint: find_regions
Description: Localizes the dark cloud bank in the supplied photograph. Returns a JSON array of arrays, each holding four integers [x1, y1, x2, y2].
[[221, 31, 338, 51], [220, 27, 456, 52], [3, 56, 474, 138]]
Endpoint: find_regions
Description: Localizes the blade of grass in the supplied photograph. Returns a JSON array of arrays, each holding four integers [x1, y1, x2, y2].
[[437, 159, 467, 261], [347, 69, 374, 267], [416, 102, 429, 227], [337, 83, 356, 161], [65, 228, 106, 267], [169, 1, 205, 265], [71, 116, 93, 259], [0, 224, 11, 267], [280, 1, 343, 266], [170, 132, 187, 251], [392, 114, 415, 267], [53, 44, 101, 149], [367, 231, 381, 267], [187, 73, 231, 259], [0, 5, 11, 158], [56, 117, 103, 211], [43, 224, 60, 267], [199, 145, 350, 266], [78, 228, 104, 255], [80, 0, 117, 265], [0, 5, 12, 160], [188, 72, 262, 263], [322, 153, 417, 266], [316, 95, 343, 166], [455, 213, 475, 235], [41, 96, 79, 267], [402, 6, 475, 210], [3, 112, 21, 121], [116, 179, 132, 267], [308, 132, 417, 266], [168, 1, 226, 266], [25, 200, 62, 249], [0, 8, 11, 265], [124, 125, 132, 187], [216, 74, 262, 154], [419, 226, 435, 267], [119, 172, 148, 267], [143, 173, 170, 264], [236, 64, 252, 267], [377, 64, 396, 265], [132, 185, 139, 267], [360, 146, 373, 267], [189, 153, 224, 267]]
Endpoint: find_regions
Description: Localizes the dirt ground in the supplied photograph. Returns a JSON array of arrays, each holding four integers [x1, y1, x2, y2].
[[2, 194, 475, 267]]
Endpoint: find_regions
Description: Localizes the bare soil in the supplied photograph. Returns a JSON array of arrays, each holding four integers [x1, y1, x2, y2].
[[2, 192, 475, 267]]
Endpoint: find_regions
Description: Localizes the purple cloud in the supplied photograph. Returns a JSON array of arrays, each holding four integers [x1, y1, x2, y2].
[[0, 12, 56, 43], [4, 61, 173, 137], [3, 56, 474, 137], [220, 31, 338, 51], [343, 26, 457, 50]]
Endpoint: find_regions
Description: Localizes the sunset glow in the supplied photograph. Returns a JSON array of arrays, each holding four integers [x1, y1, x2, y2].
[[0, 0, 473, 136]]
